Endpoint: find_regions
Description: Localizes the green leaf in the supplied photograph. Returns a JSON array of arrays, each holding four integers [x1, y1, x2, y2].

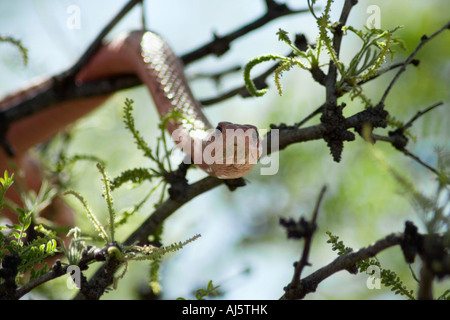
[[64, 190, 109, 244], [243, 54, 287, 97], [10, 224, 22, 231], [96, 163, 116, 243], [46, 240, 54, 253], [276, 28, 291, 44], [11, 232, 21, 240]]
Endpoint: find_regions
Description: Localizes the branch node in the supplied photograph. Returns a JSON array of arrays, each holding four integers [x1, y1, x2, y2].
[[280, 217, 316, 239], [411, 59, 420, 66], [345, 264, 359, 275], [321, 103, 355, 162], [400, 220, 421, 264], [210, 33, 231, 57], [388, 129, 409, 150]]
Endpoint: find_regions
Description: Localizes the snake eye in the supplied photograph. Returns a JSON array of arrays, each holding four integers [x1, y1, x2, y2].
[[216, 125, 223, 133]]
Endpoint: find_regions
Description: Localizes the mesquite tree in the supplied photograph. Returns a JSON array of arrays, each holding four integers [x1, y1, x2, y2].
[[0, 0, 449, 300]]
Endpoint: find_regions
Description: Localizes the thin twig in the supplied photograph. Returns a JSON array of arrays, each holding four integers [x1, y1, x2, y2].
[[63, 0, 142, 79], [180, 4, 308, 64], [379, 21, 450, 105], [14, 264, 69, 299], [311, 186, 327, 224], [402, 101, 444, 130], [372, 101, 445, 176], [356, 59, 419, 87], [373, 132, 440, 176], [401, 148, 440, 176], [290, 186, 327, 286], [201, 33, 308, 106], [294, 61, 420, 129], [325, 0, 358, 102], [333, 0, 358, 56], [294, 103, 325, 128], [0, 0, 142, 151], [189, 65, 241, 82], [13, 245, 111, 299]]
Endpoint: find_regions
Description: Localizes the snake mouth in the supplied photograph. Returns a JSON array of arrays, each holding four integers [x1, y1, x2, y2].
[[196, 123, 261, 168]]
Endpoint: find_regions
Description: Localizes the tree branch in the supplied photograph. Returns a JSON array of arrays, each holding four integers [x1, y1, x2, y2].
[[12, 245, 113, 299], [63, 0, 143, 80], [2, 2, 448, 301], [325, 0, 358, 103], [181, 3, 308, 64], [418, 264, 434, 300], [280, 232, 404, 300], [74, 175, 224, 299], [379, 20, 450, 105], [281, 186, 327, 299], [201, 33, 309, 106]]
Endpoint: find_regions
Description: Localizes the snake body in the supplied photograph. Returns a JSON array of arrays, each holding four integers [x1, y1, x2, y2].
[[2, 31, 261, 179]]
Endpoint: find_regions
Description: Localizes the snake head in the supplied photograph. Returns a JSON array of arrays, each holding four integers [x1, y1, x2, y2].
[[202, 121, 262, 179]]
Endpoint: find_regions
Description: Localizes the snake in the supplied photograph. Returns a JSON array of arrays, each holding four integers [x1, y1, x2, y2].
[[0, 31, 261, 179]]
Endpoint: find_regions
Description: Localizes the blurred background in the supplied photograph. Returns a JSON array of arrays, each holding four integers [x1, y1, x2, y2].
[[0, 0, 449, 299]]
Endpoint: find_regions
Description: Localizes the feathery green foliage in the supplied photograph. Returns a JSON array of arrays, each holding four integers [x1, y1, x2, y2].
[[112, 98, 174, 207], [97, 163, 116, 242], [340, 25, 405, 104], [62, 227, 86, 266], [194, 280, 221, 300], [110, 234, 201, 290], [244, 0, 405, 108], [64, 189, 110, 243], [326, 231, 415, 299], [1, 171, 60, 282], [59, 138, 199, 291], [122, 234, 201, 262], [0, 171, 14, 212], [110, 167, 154, 190], [123, 98, 156, 161], [56, 153, 105, 174], [177, 280, 221, 300]]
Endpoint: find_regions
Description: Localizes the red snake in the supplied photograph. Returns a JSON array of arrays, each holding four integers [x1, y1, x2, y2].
[[0, 31, 261, 179]]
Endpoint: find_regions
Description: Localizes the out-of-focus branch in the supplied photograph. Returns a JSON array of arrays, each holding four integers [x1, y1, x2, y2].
[[280, 232, 403, 299], [282, 186, 327, 300], [379, 20, 450, 105], [181, 2, 308, 64]]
